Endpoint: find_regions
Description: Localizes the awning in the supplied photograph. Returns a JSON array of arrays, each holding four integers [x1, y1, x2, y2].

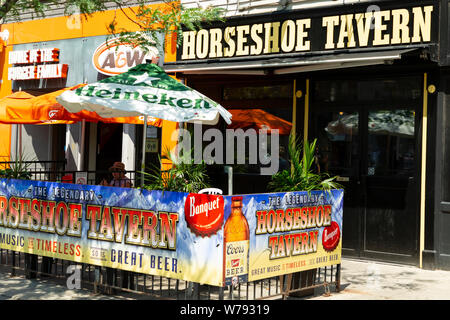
[[163, 48, 419, 75]]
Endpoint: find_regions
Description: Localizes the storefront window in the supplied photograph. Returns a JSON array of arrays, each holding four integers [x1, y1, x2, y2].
[[314, 78, 422, 104], [314, 111, 359, 177], [225, 107, 292, 175], [220, 82, 293, 180], [223, 84, 292, 100], [367, 110, 415, 176], [313, 109, 416, 177]]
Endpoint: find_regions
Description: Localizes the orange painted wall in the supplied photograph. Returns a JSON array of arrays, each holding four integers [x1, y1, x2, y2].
[[0, 3, 179, 162], [161, 120, 179, 170], [0, 45, 12, 159]]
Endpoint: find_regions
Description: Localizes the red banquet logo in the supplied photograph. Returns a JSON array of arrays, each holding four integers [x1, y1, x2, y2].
[[184, 193, 224, 237], [322, 221, 340, 252], [92, 39, 160, 76], [231, 259, 240, 268]]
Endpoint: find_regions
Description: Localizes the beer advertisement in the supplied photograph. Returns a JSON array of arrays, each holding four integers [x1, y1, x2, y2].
[[0, 179, 225, 286], [222, 189, 344, 285], [0, 178, 343, 287]]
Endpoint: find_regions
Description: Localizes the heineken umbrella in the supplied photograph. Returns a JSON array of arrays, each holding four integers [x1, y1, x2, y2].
[[56, 63, 232, 125], [56, 63, 232, 185]]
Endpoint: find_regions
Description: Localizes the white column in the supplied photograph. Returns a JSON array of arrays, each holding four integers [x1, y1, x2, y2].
[[65, 122, 83, 171], [122, 123, 136, 171]]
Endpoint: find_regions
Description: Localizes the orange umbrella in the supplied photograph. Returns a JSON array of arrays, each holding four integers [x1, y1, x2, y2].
[[4, 85, 162, 126], [5, 85, 84, 124], [0, 91, 35, 123], [227, 109, 292, 135]]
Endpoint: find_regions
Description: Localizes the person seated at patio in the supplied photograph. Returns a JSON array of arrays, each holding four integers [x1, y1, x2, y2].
[[100, 161, 133, 188]]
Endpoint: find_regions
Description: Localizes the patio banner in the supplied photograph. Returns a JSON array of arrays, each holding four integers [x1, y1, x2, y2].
[[0, 179, 225, 286], [0, 179, 343, 287], [221, 189, 343, 286]]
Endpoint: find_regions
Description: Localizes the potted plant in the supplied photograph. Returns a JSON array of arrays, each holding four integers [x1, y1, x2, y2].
[[141, 148, 211, 193], [0, 154, 32, 180], [268, 134, 342, 193]]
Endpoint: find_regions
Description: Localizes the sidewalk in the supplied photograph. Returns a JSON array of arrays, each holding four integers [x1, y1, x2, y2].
[[309, 258, 450, 300], [0, 264, 146, 300], [0, 258, 450, 300], [0, 272, 128, 300]]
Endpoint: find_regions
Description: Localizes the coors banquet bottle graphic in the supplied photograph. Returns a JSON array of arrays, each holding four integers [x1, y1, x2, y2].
[[223, 196, 250, 286]]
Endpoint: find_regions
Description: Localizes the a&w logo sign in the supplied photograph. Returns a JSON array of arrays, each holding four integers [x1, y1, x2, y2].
[[92, 39, 160, 76]]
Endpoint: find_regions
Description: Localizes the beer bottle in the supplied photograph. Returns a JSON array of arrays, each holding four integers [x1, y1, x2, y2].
[[223, 196, 250, 287]]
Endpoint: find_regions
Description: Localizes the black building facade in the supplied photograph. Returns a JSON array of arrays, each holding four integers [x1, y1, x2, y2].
[[433, 0, 450, 270], [165, 0, 450, 270]]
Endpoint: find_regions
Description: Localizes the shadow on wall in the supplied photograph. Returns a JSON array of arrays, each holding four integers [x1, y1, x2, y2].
[[22, 124, 51, 162]]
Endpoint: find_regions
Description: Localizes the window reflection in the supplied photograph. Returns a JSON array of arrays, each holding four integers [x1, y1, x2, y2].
[[315, 111, 359, 177], [367, 110, 415, 176], [317, 110, 415, 177]]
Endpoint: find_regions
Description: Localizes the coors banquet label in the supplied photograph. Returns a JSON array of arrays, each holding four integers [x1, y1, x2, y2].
[[223, 196, 249, 286], [228, 190, 344, 283]]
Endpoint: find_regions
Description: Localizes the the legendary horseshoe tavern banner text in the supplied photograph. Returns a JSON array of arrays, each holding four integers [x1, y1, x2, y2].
[[0, 179, 343, 287]]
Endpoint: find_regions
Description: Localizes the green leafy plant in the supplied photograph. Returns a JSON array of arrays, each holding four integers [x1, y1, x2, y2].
[[267, 134, 342, 193], [0, 154, 32, 180], [106, 1, 225, 53], [141, 147, 211, 193]]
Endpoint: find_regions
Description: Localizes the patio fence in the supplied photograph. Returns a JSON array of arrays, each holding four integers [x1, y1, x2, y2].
[[0, 161, 341, 300]]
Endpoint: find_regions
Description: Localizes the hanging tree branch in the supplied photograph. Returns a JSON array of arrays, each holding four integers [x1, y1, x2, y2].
[[0, 0, 225, 54], [106, 0, 225, 53]]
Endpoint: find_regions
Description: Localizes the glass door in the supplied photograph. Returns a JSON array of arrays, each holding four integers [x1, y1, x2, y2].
[[312, 108, 418, 262], [309, 76, 422, 264], [363, 109, 418, 260], [312, 110, 362, 256]]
